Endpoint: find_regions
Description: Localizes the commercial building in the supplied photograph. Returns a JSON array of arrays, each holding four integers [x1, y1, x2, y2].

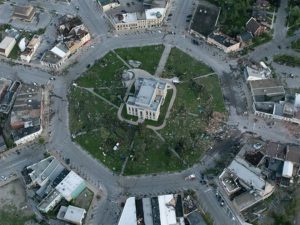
[[23, 157, 86, 214], [189, 4, 220, 39], [41, 43, 70, 69], [219, 156, 274, 212], [20, 35, 41, 62], [207, 32, 240, 53], [249, 79, 285, 102], [105, 0, 170, 31], [126, 77, 168, 121], [10, 83, 43, 145], [244, 63, 271, 81], [38, 189, 63, 213], [55, 171, 86, 201], [118, 194, 184, 225], [12, 5, 36, 22], [249, 79, 300, 124], [26, 156, 64, 188], [57, 205, 86, 225], [0, 78, 21, 115], [98, 0, 120, 12], [0, 36, 16, 57]]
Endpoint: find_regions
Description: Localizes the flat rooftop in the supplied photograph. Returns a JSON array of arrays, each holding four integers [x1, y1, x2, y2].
[[208, 32, 238, 47], [0, 36, 16, 49], [107, 0, 167, 20], [190, 4, 220, 37], [228, 159, 266, 191], [41, 50, 63, 64], [249, 79, 285, 97]]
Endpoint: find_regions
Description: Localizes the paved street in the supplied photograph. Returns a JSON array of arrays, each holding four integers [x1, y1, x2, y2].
[[0, 0, 299, 224]]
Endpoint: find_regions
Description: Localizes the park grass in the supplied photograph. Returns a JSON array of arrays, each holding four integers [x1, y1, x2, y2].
[[68, 87, 119, 134], [163, 48, 213, 80], [76, 52, 127, 105], [73, 188, 94, 211], [69, 47, 225, 175], [115, 45, 165, 74], [198, 75, 226, 112], [291, 39, 300, 52], [124, 129, 184, 175], [273, 54, 300, 67], [251, 32, 273, 48]]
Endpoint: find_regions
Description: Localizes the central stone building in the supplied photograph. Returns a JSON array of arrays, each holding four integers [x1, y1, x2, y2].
[[126, 77, 167, 121]]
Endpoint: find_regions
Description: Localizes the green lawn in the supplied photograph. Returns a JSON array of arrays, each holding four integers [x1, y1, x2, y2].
[[124, 129, 184, 175], [251, 32, 273, 48], [273, 54, 300, 67], [73, 188, 94, 211], [76, 51, 127, 105], [0, 205, 34, 225], [287, 2, 300, 36], [291, 39, 300, 51], [115, 45, 165, 74], [163, 48, 213, 81]]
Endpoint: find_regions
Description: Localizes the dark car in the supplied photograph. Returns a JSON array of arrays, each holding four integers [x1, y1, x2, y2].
[[192, 39, 199, 45]]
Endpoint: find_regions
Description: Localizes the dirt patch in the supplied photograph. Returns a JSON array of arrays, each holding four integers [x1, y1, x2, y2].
[[205, 111, 227, 134]]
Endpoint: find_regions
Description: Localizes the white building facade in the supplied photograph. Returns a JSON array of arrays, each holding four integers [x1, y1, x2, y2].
[[126, 77, 167, 121]]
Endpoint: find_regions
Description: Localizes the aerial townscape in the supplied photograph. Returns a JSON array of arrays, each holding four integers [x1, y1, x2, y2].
[[0, 0, 300, 225]]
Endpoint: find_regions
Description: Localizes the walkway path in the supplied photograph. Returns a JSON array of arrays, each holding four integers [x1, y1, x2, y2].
[[155, 44, 172, 76], [76, 86, 119, 109], [192, 72, 216, 80], [112, 50, 132, 69]]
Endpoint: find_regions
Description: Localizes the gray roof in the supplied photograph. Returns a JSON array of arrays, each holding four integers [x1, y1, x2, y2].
[[190, 4, 220, 37], [228, 159, 266, 191], [127, 78, 166, 111], [249, 79, 285, 97]]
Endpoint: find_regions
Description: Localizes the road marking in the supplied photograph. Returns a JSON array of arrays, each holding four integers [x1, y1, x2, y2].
[[204, 188, 212, 193]]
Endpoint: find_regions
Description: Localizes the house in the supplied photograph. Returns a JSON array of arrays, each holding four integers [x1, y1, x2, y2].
[[255, 0, 270, 9], [57, 15, 91, 54], [189, 4, 220, 39], [238, 32, 253, 47], [0, 36, 16, 57], [12, 5, 36, 22], [126, 77, 168, 121], [20, 35, 41, 62], [57, 205, 86, 225], [207, 32, 240, 53], [246, 17, 266, 37]]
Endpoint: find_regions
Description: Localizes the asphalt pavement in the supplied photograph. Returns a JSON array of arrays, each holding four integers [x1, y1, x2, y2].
[[0, 0, 299, 224]]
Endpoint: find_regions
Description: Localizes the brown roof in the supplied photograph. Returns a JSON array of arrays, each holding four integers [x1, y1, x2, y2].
[[264, 142, 285, 160], [246, 17, 261, 35], [286, 145, 300, 165]]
